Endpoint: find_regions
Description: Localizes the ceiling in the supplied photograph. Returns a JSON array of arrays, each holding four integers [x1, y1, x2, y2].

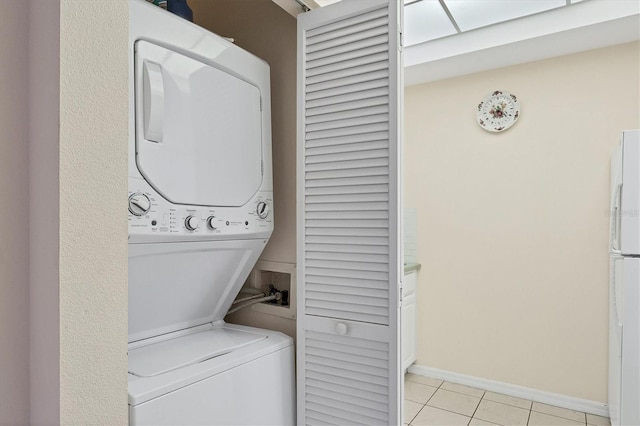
[[404, 0, 588, 47], [404, 0, 640, 85], [274, 0, 639, 86]]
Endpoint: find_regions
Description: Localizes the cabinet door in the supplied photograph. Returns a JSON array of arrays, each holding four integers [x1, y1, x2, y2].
[[297, 1, 403, 424], [404, 270, 417, 296], [402, 293, 416, 371]]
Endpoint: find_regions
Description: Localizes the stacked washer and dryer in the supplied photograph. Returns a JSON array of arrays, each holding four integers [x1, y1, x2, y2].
[[127, 1, 295, 424]]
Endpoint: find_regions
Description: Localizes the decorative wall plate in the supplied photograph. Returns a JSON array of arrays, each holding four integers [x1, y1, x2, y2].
[[477, 90, 520, 132]]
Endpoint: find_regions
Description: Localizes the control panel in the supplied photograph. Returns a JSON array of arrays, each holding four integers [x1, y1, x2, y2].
[[128, 177, 273, 242]]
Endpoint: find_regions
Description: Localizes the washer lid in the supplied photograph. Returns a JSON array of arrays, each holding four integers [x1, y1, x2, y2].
[[135, 40, 263, 207], [128, 239, 266, 343], [128, 327, 266, 377]]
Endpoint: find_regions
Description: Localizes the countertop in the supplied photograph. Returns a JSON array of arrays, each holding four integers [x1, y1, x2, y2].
[[404, 263, 421, 274]]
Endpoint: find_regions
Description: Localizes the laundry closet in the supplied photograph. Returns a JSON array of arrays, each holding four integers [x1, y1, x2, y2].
[[128, 0, 404, 424], [127, 0, 294, 423]]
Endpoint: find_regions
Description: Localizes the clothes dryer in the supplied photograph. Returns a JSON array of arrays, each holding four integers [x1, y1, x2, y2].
[[128, 1, 294, 424]]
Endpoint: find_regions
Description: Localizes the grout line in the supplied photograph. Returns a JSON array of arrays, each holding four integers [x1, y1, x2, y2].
[[407, 393, 431, 425], [405, 378, 444, 389], [470, 393, 503, 426], [407, 401, 424, 425], [425, 382, 481, 421], [405, 374, 443, 425], [482, 398, 529, 410], [424, 384, 439, 405], [475, 397, 533, 425], [471, 417, 501, 426], [408, 375, 602, 426], [482, 395, 534, 411], [419, 404, 473, 421], [469, 391, 483, 420], [439, 381, 485, 399], [530, 407, 589, 424]]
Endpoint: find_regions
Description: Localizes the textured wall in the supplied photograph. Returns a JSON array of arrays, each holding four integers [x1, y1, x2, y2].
[[404, 42, 640, 403], [190, 0, 297, 338], [0, 1, 30, 423], [29, 1, 61, 423], [59, 1, 129, 423]]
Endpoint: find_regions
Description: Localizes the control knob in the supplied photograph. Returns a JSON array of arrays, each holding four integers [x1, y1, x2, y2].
[[185, 215, 199, 231], [128, 193, 151, 216], [206, 216, 216, 230], [256, 201, 269, 219]]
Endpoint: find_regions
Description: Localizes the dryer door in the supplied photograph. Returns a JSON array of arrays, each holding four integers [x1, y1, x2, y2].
[[134, 40, 264, 207]]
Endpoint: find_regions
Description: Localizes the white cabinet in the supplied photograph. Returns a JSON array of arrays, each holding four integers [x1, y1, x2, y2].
[[402, 270, 418, 371]]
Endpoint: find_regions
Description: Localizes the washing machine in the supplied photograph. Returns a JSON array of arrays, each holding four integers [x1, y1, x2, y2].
[[127, 1, 294, 424]]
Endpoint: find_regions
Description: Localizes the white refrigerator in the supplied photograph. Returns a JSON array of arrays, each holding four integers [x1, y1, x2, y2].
[[609, 129, 640, 426]]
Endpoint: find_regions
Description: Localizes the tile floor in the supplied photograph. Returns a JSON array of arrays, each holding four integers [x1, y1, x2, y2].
[[404, 373, 611, 426]]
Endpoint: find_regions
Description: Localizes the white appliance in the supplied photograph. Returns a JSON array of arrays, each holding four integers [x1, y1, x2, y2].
[[609, 129, 640, 426], [128, 1, 294, 424], [402, 269, 417, 372]]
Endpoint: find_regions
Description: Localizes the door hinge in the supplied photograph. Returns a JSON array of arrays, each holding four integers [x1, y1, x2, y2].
[[260, 97, 263, 111], [295, 0, 311, 12], [399, 282, 403, 307], [399, 31, 403, 52]]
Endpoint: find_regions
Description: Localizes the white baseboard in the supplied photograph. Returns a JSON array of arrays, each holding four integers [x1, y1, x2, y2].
[[408, 364, 609, 418]]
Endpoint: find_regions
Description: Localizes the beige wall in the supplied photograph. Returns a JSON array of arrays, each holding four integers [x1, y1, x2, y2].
[[0, 1, 30, 423], [58, 0, 129, 423], [191, 0, 297, 338], [404, 42, 640, 403]]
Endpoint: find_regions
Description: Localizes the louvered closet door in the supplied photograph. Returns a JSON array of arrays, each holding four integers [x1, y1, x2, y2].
[[297, 1, 402, 425]]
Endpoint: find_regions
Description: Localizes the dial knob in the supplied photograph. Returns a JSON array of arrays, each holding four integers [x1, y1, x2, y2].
[[256, 201, 269, 219], [185, 215, 199, 231], [128, 193, 151, 216], [206, 216, 216, 230]]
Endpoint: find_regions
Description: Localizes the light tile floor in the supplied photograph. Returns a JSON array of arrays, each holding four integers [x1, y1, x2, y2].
[[404, 373, 611, 426]]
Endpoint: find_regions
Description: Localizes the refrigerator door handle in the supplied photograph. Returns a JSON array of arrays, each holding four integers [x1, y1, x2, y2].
[[612, 182, 623, 255]]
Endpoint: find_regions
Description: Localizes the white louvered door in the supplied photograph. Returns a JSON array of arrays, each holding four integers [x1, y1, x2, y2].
[[297, 1, 402, 425]]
